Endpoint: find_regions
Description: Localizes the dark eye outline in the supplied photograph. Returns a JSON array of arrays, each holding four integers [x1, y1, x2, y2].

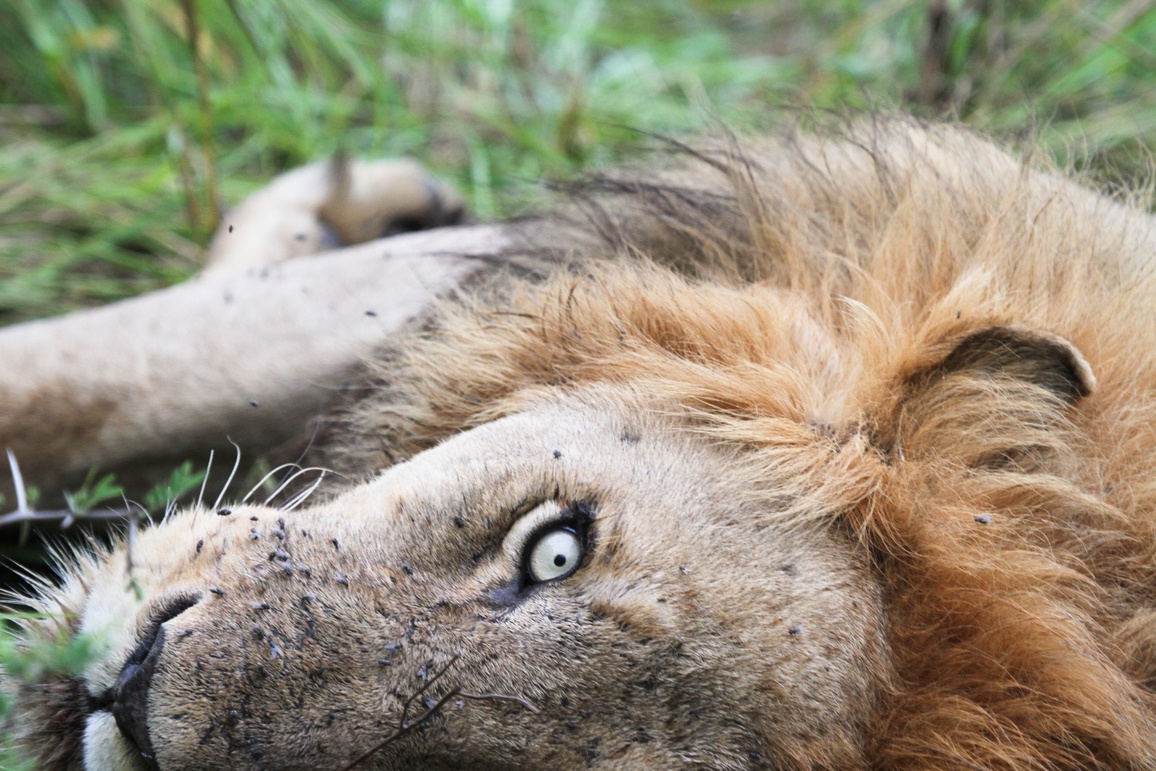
[[519, 502, 594, 587]]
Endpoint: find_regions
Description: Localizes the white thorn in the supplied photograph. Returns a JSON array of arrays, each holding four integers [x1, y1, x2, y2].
[[6, 449, 29, 514]]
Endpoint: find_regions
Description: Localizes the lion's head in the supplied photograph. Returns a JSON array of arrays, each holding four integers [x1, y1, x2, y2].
[[8, 121, 1156, 769], [10, 392, 891, 769]]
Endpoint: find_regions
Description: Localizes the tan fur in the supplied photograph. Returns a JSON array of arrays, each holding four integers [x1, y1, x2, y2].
[[7, 118, 1156, 769]]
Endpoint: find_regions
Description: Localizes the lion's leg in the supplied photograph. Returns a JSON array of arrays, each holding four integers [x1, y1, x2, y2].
[[0, 154, 472, 501], [0, 225, 508, 496]]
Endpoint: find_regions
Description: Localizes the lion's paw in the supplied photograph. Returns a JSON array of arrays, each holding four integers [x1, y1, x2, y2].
[[205, 155, 465, 275]]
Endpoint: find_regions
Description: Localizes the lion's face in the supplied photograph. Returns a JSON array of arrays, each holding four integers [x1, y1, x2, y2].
[[19, 395, 886, 770]]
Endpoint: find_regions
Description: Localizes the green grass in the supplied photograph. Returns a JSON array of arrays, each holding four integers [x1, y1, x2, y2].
[[1, 611, 106, 769], [1, 0, 1154, 324]]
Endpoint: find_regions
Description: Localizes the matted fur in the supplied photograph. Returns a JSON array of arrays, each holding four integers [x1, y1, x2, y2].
[[7, 118, 1156, 770]]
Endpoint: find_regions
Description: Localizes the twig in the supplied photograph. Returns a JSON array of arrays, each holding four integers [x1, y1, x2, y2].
[[339, 657, 540, 770], [6, 450, 27, 511], [340, 656, 460, 771], [125, 501, 139, 577], [0, 507, 135, 530], [2, 451, 144, 530]]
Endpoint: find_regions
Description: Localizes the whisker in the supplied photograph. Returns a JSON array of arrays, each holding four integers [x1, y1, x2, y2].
[[163, 498, 179, 525], [190, 450, 214, 530], [262, 466, 329, 506], [241, 463, 302, 504], [279, 471, 328, 512], [211, 441, 243, 512], [197, 449, 215, 509]]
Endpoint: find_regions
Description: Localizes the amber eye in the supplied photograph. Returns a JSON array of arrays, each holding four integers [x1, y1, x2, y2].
[[525, 526, 584, 583]]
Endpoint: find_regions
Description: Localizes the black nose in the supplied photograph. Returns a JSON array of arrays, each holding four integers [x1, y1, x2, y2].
[[112, 597, 198, 769]]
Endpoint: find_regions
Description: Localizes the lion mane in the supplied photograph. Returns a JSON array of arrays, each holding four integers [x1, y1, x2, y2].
[[7, 118, 1156, 770]]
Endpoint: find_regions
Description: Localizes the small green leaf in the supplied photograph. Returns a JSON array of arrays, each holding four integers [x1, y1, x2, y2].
[[142, 461, 207, 514], [64, 469, 124, 516]]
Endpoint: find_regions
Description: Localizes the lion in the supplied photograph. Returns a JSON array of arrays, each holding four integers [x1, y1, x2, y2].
[[5, 118, 1156, 770]]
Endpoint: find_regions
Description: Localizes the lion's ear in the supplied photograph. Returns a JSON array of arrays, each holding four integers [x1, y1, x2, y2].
[[879, 326, 1095, 468], [907, 326, 1095, 403]]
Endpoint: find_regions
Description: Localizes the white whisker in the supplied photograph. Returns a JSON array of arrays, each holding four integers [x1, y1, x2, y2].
[[190, 450, 214, 529], [280, 471, 328, 512], [262, 466, 329, 506], [163, 498, 179, 524], [197, 449, 215, 509], [211, 441, 243, 512], [241, 463, 302, 504]]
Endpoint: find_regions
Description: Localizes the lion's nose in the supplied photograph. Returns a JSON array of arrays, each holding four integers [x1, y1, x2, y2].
[[112, 597, 199, 769]]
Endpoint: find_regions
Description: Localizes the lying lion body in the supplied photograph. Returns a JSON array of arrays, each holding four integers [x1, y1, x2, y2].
[[7, 119, 1156, 769]]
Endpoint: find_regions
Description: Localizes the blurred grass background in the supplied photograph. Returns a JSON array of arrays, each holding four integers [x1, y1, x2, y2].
[[1, 0, 1154, 326]]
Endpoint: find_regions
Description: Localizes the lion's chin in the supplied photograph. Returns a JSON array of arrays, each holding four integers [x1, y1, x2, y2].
[[83, 711, 151, 771]]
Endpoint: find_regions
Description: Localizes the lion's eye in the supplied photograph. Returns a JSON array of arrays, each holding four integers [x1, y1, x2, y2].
[[526, 526, 584, 583]]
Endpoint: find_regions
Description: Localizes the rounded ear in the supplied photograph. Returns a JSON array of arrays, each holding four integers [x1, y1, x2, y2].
[[876, 325, 1095, 469], [906, 326, 1096, 404]]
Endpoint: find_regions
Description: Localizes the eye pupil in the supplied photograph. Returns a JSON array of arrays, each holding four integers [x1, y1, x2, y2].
[[553, 554, 567, 567]]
